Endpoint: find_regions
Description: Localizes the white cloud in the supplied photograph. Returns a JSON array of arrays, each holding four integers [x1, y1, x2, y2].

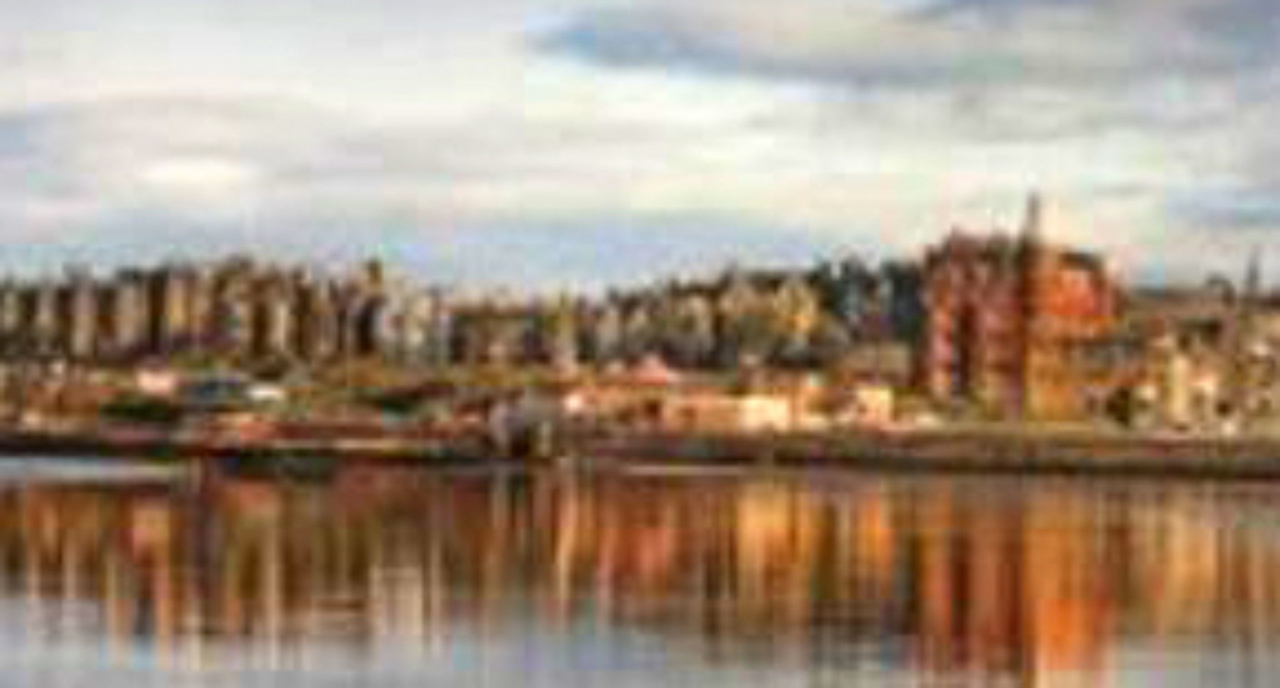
[[0, 0, 1271, 286], [137, 156, 261, 203]]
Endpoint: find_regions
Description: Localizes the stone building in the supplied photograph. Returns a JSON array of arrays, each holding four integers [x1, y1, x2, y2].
[[146, 265, 200, 354], [59, 272, 99, 361], [291, 277, 340, 362], [0, 284, 21, 356], [449, 302, 537, 367], [581, 260, 920, 372], [110, 271, 152, 361], [32, 283, 60, 357], [919, 196, 1119, 419], [0, 257, 448, 371], [250, 275, 296, 360], [1104, 252, 1280, 432]]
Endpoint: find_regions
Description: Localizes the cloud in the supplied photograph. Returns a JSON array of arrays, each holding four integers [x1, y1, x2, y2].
[[0, 91, 866, 284], [532, 0, 1280, 280], [0, 0, 1271, 287], [537, 0, 1278, 139], [1167, 187, 1280, 233], [541, 0, 1275, 85]]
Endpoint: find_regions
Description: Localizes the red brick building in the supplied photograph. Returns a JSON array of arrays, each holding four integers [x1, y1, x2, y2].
[[919, 197, 1119, 419]]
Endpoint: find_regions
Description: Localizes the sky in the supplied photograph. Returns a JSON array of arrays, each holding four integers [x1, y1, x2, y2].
[[0, 0, 1276, 290]]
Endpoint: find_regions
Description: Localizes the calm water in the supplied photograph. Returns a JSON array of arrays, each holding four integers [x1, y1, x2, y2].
[[0, 460, 1279, 687]]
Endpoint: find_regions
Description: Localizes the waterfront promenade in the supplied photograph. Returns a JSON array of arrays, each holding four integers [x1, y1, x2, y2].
[[577, 426, 1280, 479], [5, 422, 1280, 480]]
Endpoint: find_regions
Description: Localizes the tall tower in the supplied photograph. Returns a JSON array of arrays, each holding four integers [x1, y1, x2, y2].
[[1022, 192, 1045, 246], [1019, 192, 1052, 418], [1244, 247, 1263, 304]]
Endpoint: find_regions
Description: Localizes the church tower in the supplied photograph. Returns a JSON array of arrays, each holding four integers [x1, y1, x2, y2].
[[1244, 248, 1263, 304], [1019, 192, 1053, 418], [1022, 192, 1045, 247]]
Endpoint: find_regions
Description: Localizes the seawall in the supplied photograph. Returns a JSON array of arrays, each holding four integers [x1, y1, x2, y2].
[[4, 424, 1280, 480], [573, 427, 1280, 480]]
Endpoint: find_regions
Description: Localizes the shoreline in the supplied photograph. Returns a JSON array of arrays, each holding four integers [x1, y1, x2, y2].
[[0, 426, 489, 467], [1, 424, 1280, 480], [574, 427, 1280, 480]]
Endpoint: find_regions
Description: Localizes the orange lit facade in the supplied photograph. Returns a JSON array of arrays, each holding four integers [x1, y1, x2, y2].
[[919, 197, 1119, 419]]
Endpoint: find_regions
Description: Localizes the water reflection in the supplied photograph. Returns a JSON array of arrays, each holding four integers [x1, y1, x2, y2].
[[1, 465, 1280, 686]]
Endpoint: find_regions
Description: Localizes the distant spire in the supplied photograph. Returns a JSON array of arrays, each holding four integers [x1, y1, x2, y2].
[[1022, 191, 1045, 244], [1245, 247, 1263, 302]]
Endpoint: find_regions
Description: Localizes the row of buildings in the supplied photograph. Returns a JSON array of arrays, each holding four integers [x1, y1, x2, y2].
[[0, 255, 925, 379], [451, 195, 1143, 423], [448, 257, 921, 374], [0, 258, 451, 367], [0, 195, 1273, 426]]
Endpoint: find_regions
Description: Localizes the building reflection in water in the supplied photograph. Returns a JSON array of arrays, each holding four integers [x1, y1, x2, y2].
[[1, 467, 1280, 685]]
